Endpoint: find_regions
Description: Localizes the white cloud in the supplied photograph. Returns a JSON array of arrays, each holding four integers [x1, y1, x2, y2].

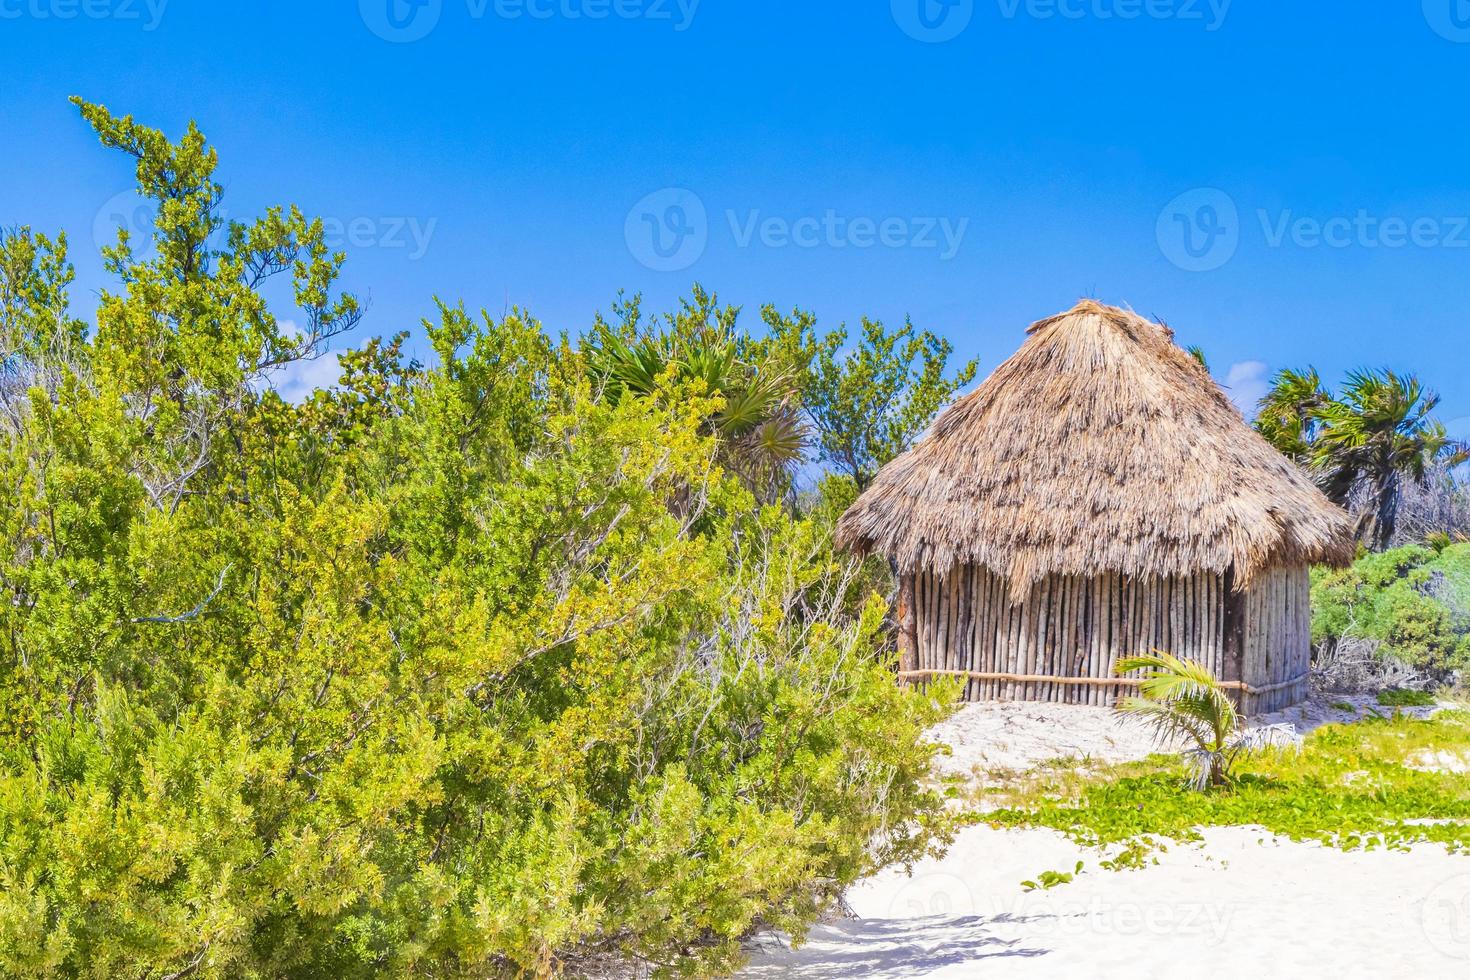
[[1222, 360, 1271, 418], [264, 352, 346, 404], [250, 322, 352, 404]]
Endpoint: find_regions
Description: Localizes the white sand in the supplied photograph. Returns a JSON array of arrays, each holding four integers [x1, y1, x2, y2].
[[926, 692, 1442, 779], [743, 697, 1470, 979], [743, 825, 1470, 978]]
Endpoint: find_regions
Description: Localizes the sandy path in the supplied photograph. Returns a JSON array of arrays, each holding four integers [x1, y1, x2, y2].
[[926, 693, 1438, 779], [743, 697, 1469, 979]]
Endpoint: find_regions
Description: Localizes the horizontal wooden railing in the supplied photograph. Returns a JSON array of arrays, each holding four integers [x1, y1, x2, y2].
[[896, 670, 1310, 698]]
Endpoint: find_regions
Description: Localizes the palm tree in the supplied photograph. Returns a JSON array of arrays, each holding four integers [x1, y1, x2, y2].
[[585, 290, 807, 500], [1114, 652, 1245, 790], [1256, 367, 1329, 465], [1257, 368, 1468, 550], [1312, 371, 1467, 550]]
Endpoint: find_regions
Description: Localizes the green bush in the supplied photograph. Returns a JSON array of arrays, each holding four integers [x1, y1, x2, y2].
[[1312, 543, 1470, 676], [0, 103, 956, 978]]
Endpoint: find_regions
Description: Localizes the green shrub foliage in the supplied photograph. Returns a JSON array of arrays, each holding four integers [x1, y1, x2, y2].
[[0, 102, 954, 978], [1311, 543, 1470, 676]]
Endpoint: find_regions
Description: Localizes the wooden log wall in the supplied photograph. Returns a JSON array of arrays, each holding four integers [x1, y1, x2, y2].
[[910, 564, 1313, 713], [1238, 565, 1313, 714], [912, 567, 1229, 706]]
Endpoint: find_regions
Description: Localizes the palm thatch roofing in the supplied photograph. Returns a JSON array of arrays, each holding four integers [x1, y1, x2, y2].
[[836, 300, 1355, 593]]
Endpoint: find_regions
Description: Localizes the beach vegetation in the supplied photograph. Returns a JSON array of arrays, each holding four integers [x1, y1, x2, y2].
[[981, 711, 1470, 859], [0, 100, 961, 979]]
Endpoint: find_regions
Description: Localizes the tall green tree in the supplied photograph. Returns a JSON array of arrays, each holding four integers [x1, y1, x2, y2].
[[760, 307, 978, 492], [1258, 367, 1468, 550]]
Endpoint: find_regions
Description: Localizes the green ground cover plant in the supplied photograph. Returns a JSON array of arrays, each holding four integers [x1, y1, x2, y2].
[[1378, 688, 1439, 707], [978, 711, 1470, 857]]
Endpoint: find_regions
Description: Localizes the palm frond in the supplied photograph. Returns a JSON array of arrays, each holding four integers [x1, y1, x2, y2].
[[1116, 652, 1237, 731], [1115, 651, 1241, 788], [584, 313, 809, 499], [1113, 696, 1213, 753]]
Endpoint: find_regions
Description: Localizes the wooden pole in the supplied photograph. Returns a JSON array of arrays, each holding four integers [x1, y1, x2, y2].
[[1223, 569, 1247, 713], [897, 574, 918, 676]]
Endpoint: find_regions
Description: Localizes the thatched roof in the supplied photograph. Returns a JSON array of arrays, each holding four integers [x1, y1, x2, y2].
[[836, 300, 1355, 592]]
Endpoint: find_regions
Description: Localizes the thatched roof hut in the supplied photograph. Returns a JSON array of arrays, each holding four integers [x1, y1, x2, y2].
[[838, 300, 1355, 713]]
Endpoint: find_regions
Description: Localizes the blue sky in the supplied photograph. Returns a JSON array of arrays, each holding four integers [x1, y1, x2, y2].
[[3, 1, 1469, 430]]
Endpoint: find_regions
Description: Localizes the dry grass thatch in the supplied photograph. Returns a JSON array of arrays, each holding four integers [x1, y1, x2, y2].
[[836, 300, 1356, 593]]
